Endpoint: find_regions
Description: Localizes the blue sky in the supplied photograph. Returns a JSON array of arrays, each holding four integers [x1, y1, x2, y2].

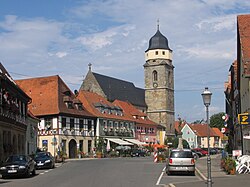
[[1, 0, 250, 122]]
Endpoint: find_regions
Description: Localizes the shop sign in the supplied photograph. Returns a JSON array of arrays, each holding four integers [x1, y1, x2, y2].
[[233, 150, 242, 157], [238, 113, 250, 125]]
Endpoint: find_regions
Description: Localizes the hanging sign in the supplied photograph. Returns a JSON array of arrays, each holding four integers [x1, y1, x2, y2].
[[238, 113, 250, 125]]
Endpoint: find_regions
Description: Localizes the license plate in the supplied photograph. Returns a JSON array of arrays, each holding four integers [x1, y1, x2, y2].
[[176, 167, 188, 170], [37, 163, 44, 166], [8, 170, 17, 173]]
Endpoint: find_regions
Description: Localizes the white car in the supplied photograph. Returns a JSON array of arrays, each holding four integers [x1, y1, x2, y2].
[[166, 149, 195, 175]]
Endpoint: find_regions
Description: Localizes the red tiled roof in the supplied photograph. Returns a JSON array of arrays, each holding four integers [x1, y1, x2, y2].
[[212, 128, 224, 138], [238, 14, 250, 75], [77, 90, 133, 121], [188, 124, 218, 137], [15, 75, 93, 117], [113, 100, 158, 126], [27, 110, 40, 121]]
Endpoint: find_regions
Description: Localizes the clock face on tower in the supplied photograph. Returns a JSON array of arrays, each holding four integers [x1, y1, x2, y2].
[[153, 82, 158, 88]]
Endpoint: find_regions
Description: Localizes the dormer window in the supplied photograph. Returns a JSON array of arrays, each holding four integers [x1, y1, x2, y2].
[[73, 98, 83, 110], [67, 102, 74, 109], [63, 96, 74, 109], [77, 104, 83, 110]]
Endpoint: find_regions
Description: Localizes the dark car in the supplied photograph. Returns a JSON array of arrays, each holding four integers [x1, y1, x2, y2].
[[0, 155, 36, 179], [131, 149, 146, 157], [35, 152, 55, 169]]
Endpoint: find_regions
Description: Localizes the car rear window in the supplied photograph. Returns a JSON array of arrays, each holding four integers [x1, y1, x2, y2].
[[170, 151, 193, 158]]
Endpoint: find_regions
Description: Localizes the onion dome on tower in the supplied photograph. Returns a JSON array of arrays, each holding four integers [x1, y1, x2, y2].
[[145, 22, 172, 61]]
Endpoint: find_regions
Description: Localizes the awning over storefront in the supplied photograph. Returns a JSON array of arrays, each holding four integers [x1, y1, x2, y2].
[[106, 138, 133, 145], [124, 139, 146, 146]]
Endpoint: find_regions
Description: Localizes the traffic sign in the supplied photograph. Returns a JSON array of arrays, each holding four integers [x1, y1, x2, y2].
[[238, 113, 250, 125]]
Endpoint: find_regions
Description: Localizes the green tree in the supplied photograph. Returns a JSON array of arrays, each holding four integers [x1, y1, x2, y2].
[[210, 112, 225, 129]]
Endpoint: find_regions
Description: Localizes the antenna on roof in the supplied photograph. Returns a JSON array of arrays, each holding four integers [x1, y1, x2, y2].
[[88, 63, 92, 71], [157, 19, 160, 30]]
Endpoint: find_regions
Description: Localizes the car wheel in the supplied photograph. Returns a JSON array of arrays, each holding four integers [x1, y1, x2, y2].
[[25, 169, 31, 178], [166, 169, 171, 175], [2, 175, 7, 179], [32, 168, 36, 176]]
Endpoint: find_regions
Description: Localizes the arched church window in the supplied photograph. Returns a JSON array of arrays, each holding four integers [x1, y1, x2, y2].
[[153, 70, 158, 81]]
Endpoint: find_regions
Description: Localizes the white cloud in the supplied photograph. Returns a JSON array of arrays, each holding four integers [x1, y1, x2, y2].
[[55, 52, 68, 58], [1, 0, 250, 122], [196, 15, 236, 32], [177, 38, 235, 60], [77, 29, 116, 50]]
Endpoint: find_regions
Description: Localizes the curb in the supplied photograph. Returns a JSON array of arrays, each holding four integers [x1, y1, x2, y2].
[[195, 167, 207, 181]]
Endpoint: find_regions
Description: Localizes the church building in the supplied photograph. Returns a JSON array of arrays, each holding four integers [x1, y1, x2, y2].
[[81, 24, 175, 137]]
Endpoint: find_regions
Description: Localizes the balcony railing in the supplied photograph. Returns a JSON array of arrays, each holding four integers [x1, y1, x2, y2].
[[0, 106, 26, 124]]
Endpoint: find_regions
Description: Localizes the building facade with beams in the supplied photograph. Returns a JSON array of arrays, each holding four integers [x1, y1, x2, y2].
[[0, 63, 31, 162], [16, 75, 96, 158], [113, 100, 162, 144], [77, 90, 136, 147], [225, 14, 250, 154]]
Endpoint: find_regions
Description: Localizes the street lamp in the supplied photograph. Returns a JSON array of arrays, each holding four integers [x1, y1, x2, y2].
[[52, 129, 57, 158], [201, 87, 212, 187]]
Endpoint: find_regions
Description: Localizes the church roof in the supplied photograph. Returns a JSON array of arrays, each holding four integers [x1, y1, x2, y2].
[[92, 72, 146, 108], [145, 28, 171, 52]]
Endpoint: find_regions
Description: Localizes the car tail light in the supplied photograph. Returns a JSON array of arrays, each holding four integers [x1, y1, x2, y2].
[[191, 158, 195, 164], [169, 158, 173, 164]]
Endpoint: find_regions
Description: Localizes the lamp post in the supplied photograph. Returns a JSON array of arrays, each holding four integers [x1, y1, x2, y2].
[[52, 129, 57, 158], [201, 87, 212, 187]]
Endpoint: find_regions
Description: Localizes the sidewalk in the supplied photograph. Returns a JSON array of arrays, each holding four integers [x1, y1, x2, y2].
[[195, 154, 230, 180], [172, 154, 250, 187]]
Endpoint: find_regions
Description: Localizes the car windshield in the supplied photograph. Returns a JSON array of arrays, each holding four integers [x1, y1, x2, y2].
[[170, 151, 193, 158], [35, 152, 50, 158], [6, 155, 27, 162]]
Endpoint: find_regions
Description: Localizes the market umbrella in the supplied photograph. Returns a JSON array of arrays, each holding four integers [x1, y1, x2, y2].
[[115, 145, 125, 150], [124, 146, 131, 150], [106, 140, 110, 151]]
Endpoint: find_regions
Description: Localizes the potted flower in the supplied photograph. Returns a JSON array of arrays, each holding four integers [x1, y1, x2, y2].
[[225, 157, 236, 175], [96, 151, 103, 158]]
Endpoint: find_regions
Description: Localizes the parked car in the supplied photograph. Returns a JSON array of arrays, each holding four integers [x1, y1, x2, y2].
[[191, 149, 203, 158], [34, 152, 55, 169], [131, 149, 146, 157], [192, 148, 208, 156], [166, 149, 195, 175], [0, 155, 36, 179]]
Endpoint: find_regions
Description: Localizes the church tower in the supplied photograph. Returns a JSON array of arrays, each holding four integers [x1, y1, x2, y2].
[[144, 23, 175, 135]]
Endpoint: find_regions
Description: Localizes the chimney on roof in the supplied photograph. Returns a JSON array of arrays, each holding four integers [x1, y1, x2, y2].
[[74, 90, 79, 96]]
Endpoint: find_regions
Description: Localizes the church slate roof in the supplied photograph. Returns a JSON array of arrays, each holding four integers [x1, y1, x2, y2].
[[92, 72, 146, 108], [145, 29, 172, 52]]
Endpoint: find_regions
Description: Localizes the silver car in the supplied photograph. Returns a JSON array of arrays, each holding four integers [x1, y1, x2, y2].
[[166, 149, 195, 175]]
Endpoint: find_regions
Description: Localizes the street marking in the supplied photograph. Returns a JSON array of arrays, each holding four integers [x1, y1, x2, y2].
[[156, 166, 166, 185]]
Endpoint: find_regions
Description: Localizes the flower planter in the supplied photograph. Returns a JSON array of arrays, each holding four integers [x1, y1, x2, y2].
[[229, 168, 236, 175]]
